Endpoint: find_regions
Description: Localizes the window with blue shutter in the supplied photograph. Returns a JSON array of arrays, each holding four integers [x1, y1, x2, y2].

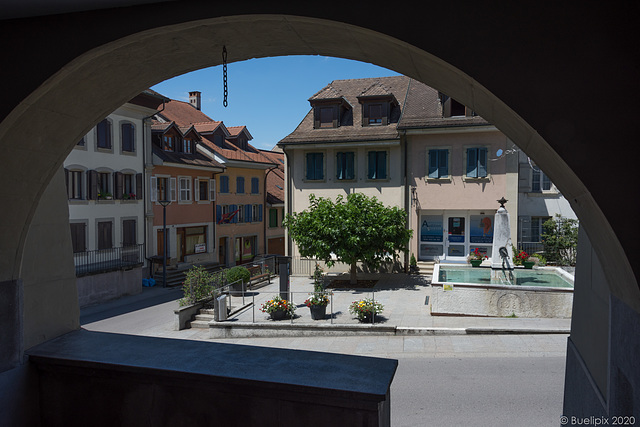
[[367, 151, 387, 180], [251, 177, 259, 194], [245, 204, 252, 223], [216, 205, 222, 223], [336, 152, 355, 180], [258, 204, 263, 222], [230, 204, 238, 223], [466, 148, 488, 178], [306, 152, 324, 180], [220, 176, 229, 193], [428, 149, 449, 179], [236, 176, 245, 194]]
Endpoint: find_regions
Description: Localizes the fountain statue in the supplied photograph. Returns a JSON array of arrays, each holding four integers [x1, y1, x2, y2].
[[490, 197, 514, 283]]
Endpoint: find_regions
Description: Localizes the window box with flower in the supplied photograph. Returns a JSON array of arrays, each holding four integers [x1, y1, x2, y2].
[[467, 248, 488, 267]]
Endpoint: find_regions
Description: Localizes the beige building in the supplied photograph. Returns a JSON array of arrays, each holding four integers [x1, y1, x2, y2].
[[281, 76, 524, 268]]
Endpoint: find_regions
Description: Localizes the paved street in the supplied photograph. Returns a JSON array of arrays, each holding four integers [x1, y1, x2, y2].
[[81, 278, 569, 426]]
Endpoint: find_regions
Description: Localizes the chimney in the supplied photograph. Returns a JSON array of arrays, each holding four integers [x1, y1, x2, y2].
[[189, 91, 201, 110]]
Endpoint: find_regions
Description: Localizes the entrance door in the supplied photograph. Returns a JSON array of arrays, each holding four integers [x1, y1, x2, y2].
[[176, 228, 185, 262], [445, 215, 466, 260], [234, 237, 241, 265], [219, 237, 227, 266]]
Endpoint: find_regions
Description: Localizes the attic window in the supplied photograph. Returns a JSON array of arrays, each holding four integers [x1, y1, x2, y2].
[[450, 99, 466, 117], [368, 103, 383, 125], [315, 104, 338, 129]]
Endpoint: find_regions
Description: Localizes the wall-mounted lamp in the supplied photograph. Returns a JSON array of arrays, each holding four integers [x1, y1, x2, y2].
[[411, 186, 417, 206]]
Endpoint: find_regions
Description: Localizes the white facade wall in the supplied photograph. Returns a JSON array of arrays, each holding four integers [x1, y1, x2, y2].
[[64, 103, 154, 259]]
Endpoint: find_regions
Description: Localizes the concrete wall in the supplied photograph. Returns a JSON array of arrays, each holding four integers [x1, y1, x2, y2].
[[76, 267, 142, 308]]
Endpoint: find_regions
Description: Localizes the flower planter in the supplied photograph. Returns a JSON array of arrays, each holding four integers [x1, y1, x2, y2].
[[309, 304, 327, 320], [359, 313, 374, 323], [270, 309, 288, 320], [523, 261, 535, 269], [469, 259, 483, 267]]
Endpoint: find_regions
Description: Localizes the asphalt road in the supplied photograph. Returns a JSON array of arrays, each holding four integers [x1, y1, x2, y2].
[[391, 356, 566, 427], [81, 287, 568, 427]]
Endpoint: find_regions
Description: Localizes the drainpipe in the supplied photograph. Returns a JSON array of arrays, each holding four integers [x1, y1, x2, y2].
[[283, 147, 293, 258], [263, 165, 279, 255], [402, 130, 410, 273], [142, 99, 165, 278]]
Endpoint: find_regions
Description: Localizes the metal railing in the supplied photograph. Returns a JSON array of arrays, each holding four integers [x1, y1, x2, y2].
[[517, 242, 545, 255], [224, 289, 383, 325], [73, 244, 144, 277]]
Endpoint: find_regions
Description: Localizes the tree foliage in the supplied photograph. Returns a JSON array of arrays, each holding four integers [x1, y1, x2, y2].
[[542, 214, 579, 266], [283, 193, 412, 284]]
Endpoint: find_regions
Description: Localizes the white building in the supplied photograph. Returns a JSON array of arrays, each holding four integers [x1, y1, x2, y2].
[[63, 90, 163, 307]]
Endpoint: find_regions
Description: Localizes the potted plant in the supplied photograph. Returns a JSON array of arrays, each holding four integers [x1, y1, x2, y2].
[[305, 263, 329, 320], [349, 298, 383, 323], [226, 266, 250, 293], [513, 250, 529, 267], [467, 248, 487, 267], [409, 253, 419, 274], [122, 192, 136, 200], [260, 295, 296, 320], [523, 254, 540, 269], [98, 191, 112, 200]]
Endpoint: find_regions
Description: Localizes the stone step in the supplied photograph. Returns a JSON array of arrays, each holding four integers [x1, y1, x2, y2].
[[189, 320, 210, 329], [194, 314, 215, 321]]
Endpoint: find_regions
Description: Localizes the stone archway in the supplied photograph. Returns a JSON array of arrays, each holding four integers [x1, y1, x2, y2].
[[1, 7, 638, 421]]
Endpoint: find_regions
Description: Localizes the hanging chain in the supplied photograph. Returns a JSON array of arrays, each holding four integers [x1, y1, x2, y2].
[[222, 45, 228, 108]]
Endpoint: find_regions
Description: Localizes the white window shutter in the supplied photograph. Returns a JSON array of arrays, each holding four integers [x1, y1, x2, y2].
[[194, 178, 199, 201], [150, 176, 157, 202], [170, 177, 177, 202], [210, 179, 216, 201]]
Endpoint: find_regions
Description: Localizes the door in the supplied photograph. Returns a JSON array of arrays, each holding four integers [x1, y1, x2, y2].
[[219, 237, 227, 266], [234, 237, 241, 265], [176, 228, 185, 262], [445, 215, 466, 260]]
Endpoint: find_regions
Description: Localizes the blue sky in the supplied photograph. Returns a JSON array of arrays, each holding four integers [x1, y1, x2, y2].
[[151, 56, 400, 151]]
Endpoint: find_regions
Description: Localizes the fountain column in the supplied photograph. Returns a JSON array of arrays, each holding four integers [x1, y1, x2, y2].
[[491, 197, 515, 282]]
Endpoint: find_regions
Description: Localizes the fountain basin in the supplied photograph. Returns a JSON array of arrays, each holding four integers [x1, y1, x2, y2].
[[431, 264, 573, 318]]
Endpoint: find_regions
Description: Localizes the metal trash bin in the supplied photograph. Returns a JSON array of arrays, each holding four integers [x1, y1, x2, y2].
[[214, 294, 228, 322]]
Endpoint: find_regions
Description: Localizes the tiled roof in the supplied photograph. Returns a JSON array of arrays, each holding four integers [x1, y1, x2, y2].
[[279, 76, 491, 146], [156, 99, 215, 127], [152, 145, 225, 170], [279, 76, 410, 145]]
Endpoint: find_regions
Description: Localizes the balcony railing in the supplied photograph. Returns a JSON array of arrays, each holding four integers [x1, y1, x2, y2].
[[73, 244, 144, 277]]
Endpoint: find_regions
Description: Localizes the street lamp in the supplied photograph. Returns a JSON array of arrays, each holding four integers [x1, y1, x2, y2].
[[159, 200, 171, 287]]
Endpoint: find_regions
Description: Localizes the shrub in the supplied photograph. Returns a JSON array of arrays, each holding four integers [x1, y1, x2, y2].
[[179, 265, 216, 306], [542, 214, 578, 266], [225, 266, 250, 286]]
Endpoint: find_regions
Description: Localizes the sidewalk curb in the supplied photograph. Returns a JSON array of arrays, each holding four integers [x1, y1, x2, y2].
[[207, 322, 570, 339]]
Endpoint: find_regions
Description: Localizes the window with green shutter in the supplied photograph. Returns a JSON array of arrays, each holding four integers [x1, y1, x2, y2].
[[306, 152, 324, 180], [269, 208, 278, 228], [367, 151, 387, 180], [336, 151, 355, 180]]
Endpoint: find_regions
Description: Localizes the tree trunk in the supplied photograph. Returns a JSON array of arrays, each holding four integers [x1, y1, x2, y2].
[[350, 261, 357, 285]]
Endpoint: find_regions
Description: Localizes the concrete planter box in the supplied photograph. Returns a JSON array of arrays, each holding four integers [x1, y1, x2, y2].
[[174, 301, 205, 330]]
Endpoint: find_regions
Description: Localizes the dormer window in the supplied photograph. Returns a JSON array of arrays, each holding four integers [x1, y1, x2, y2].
[[440, 93, 476, 118], [362, 101, 389, 126], [319, 106, 335, 128], [313, 104, 340, 129], [182, 138, 192, 153], [368, 103, 383, 125], [163, 135, 174, 151]]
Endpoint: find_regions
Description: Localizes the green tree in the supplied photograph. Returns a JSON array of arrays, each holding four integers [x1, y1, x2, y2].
[[283, 193, 412, 285], [542, 214, 579, 266]]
